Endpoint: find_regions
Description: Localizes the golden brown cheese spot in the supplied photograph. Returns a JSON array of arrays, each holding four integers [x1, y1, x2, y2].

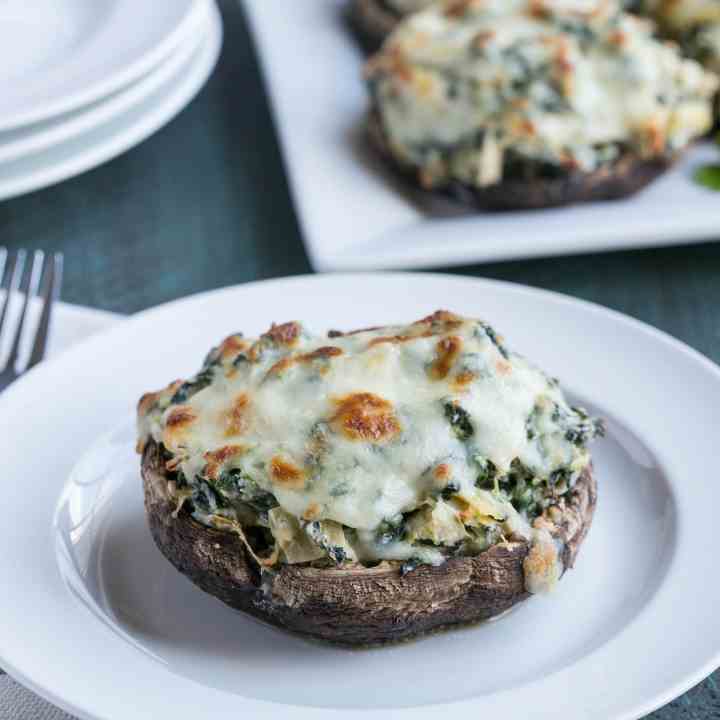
[[137, 378, 184, 416], [270, 456, 306, 490], [265, 321, 301, 346], [415, 309, 464, 330], [331, 393, 401, 444], [641, 117, 666, 155], [365, 46, 413, 84], [266, 346, 343, 380], [217, 334, 248, 361], [328, 325, 382, 338], [165, 406, 196, 429], [302, 346, 343, 362], [162, 406, 197, 449], [528, 0, 550, 19], [429, 335, 463, 380], [367, 328, 432, 348], [471, 30, 495, 51], [524, 537, 559, 582], [451, 370, 476, 392], [204, 445, 246, 480], [555, 39, 575, 98], [444, 0, 478, 19], [247, 321, 302, 362], [608, 29, 627, 47], [433, 463, 453, 481], [519, 118, 536, 137], [137, 391, 159, 417], [224, 393, 251, 437], [266, 356, 294, 378], [302, 502, 322, 522]]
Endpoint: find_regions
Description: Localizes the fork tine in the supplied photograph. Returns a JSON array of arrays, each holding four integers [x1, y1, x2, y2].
[[0, 249, 7, 322], [0, 250, 27, 355], [28, 253, 63, 369], [6, 250, 44, 371]]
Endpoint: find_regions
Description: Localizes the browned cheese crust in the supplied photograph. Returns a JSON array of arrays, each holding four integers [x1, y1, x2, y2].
[[368, 109, 677, 212], [142, 440, 597, 646]]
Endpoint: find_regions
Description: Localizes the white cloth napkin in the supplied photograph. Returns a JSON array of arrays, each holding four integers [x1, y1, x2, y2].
[[0, 676, 74, 720], [0, 301, 121, 720]]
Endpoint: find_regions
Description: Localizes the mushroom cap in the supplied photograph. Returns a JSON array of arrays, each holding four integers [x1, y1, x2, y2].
[[142, 440, 597, 646]]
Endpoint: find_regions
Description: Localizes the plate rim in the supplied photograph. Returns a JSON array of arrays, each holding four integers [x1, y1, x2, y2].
[[0, 0, 223, 202], [0, 1, 210, 165], [1, 272, 719, 720], [0, 0, 205, 132], [242, 0, 720, 271]]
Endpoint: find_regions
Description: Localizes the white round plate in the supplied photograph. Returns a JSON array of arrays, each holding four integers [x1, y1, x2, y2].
[[0, 273, 718, 720], [0, 1, 210, 166], [0, 0, 222, 203], [0, 0, 204, 132]]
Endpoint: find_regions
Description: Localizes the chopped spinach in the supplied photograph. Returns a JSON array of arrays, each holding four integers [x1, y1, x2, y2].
[[213, 468, 278, 513], [171, 362, 218, 404], [191, 480, 225, 514], [444, 401, 475, 441], [550, 403, 605, 446], [328, 481, 351, 497], [472, 454, 497, 490], [513, 486, 534, 511], [232, 352, 249, 367], [565, 407, 605, 446], [555, 18, 596, 47], [174, 470, 188, 488], [526, 405, 541, 440], [440, 480, 460, 500], [305, 521, 348, 566], [474, 322, 509, 359], [549, 468, 572, 495], [376, 515, 406, 545]]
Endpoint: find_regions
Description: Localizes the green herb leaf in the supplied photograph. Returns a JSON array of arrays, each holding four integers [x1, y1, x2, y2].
[[694, 164, 720, 191], [472, 453, 497, 490], [444, 401, 475, 441], [376, 515, 406, 545]]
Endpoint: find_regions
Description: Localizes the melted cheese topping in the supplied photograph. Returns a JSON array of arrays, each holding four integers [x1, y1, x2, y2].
[[366, 0, 718, 188], [642, 0, 720, 72], [137, 311, 601, 593]]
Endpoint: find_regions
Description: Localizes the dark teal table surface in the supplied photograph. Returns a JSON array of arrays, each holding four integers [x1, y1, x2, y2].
[[1, 1, 719, 717]]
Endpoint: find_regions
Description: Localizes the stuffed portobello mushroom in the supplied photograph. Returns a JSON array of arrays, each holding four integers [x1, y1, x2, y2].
[[137, 311, 603, 646], [364, 0, 719, 210], [349, 0, 435, 51], [638, 0, 720, 75]]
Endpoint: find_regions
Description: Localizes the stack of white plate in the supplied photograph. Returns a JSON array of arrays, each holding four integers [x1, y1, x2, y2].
[[0, 0, 222, 201]]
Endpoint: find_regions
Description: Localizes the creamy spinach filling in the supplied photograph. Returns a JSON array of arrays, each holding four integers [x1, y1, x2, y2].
[[666, 23, 720, 73], [137, 312, 603, 591], [366, 0, 718, 189], [638, 0, 720, 73]]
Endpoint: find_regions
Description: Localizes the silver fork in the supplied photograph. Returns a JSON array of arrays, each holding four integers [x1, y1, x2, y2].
[[0, 248, 63, 392]]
